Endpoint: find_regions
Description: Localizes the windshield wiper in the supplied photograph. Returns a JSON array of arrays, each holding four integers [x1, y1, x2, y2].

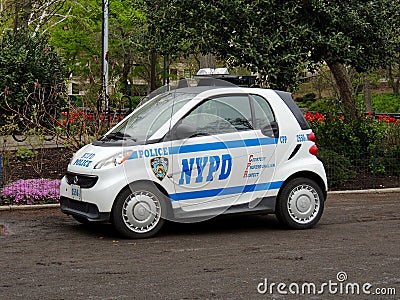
[[104, 132, 136, 141]]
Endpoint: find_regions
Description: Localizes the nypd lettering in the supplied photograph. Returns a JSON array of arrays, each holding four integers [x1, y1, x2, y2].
[[179, 154, 232, 185], [73, 152, 95, 167]]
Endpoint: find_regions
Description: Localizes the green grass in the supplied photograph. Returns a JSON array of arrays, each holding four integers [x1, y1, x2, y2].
[[358, 93, 400, 113], [303, 93, 400, 114], [371, 93, 400, 113]]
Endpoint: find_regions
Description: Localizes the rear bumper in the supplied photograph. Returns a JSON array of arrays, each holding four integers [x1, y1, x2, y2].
[[60, 197, 110, 222]]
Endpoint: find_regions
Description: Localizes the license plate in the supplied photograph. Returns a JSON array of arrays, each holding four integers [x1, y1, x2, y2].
[[71, 184, 81, 201]]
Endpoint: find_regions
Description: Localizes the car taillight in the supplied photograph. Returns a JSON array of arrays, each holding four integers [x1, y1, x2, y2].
[[309, 144, 318, 156], [307, 132, 316, 143], [307, 132, 318, 156]]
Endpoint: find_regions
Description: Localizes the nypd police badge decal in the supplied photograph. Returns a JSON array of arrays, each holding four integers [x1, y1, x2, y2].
[[150, 157, 168, 181]]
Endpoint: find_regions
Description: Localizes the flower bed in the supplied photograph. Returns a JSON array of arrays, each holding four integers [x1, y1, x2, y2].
[[1, 179, 61, 205]]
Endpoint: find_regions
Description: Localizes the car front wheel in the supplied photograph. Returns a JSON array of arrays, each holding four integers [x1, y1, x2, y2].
[[276, 177, 325, 229], [112, 182, 167, 238]]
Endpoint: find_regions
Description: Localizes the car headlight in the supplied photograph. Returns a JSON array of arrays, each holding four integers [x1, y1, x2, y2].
[[93, 151, 133, 169]]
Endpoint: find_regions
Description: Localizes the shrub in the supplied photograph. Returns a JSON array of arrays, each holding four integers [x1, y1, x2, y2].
[[369, 145, 400, 176], [0, 30, 67, 126], [305, 111, 400, 180], [16, 148, 37, 161], [308, 97, 342, 114], [318, 148, 356, 187]]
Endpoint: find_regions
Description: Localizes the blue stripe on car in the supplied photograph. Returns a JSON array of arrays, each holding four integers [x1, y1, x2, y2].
[[128, 137, 278, 160], [170, 180, 283, 201]]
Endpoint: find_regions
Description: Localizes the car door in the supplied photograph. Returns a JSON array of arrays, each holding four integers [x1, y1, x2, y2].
[[169, 93, 278, 214]]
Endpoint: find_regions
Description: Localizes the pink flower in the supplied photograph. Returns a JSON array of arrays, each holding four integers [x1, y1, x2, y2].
[[1, 179, 61, 205]]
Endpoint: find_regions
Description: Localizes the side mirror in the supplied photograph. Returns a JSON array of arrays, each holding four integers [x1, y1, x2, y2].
[[261, 121, 279, 138], [173, 123, 197, 140]]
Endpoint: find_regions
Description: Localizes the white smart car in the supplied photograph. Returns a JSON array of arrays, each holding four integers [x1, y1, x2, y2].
[[60, 76, 327, 238]]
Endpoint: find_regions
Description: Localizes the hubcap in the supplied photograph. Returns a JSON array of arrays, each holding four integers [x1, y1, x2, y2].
[[287, 184, 320, 224], [122, 190, 161, 233]]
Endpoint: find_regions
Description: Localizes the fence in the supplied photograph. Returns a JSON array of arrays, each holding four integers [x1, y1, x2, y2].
[[319, 145, 400, 190], [0, 144, 399, 205]]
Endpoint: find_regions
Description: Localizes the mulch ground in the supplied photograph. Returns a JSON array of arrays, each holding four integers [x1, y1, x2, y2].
[[332, 173, 400, 190], [1, 147, 73, 184]]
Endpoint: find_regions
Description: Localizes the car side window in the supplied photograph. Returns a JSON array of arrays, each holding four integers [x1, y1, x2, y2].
[[251, 95, 276, 129], [181, 95, 253, 135]]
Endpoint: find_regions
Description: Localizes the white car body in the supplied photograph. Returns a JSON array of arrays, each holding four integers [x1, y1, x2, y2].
[[60, 79, 327, 237]]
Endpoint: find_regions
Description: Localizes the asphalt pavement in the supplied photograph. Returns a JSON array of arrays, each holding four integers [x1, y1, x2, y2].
[[0, 191, 399, 299]]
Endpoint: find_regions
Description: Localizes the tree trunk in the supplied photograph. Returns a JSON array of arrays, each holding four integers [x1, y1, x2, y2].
[[200, 54, 216, 69], [150, 52, 157, 92], [121, 58, 132, 95], [388, 64, 399, 95], [13, 0, 31, 32], [327, 61, 358, 120], [364, 79, 372, 113]]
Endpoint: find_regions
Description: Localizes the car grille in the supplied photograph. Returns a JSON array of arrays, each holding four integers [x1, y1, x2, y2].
[[60, 197, 108, 221], [65, 172, 98, 188]]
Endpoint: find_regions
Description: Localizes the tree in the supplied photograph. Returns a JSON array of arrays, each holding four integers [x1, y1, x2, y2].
[[49, 0, 160, 95], [108, 0, 150, 94], [301, 0, 399, 119], [46, 0, 102, 78], [149, 0, 399, 120], [0, 0, 71, 34]]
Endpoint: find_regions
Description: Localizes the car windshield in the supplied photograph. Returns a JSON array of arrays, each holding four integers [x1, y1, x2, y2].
[[98, 91, 193, 143], [96, 77, 239, 144]]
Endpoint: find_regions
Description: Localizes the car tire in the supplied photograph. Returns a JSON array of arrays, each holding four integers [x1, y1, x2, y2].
[[112, 182, 167, 238], [275, 177, 325, 229]]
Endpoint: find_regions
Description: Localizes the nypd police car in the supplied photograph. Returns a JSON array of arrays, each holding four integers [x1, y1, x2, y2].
[[60, 75, 328, 238]]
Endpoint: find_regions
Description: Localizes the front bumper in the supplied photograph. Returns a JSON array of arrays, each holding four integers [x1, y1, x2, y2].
[[60, 196, 110, 222]]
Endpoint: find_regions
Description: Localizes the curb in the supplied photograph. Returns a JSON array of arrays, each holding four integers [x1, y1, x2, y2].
[[328, 187, 400, 194], [0, 187, 399, 211], [0, 203, 60, 211]]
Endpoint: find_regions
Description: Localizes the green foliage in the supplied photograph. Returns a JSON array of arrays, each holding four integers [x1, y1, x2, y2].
[[0, 30, 67, 125], [303, 1, 399, 71], [48, 0, 102, 77], [149, 0, 399, 91], [0, 119, 17, 136], [298, 93, 317, 103], [47, 0, 154, 94], [307, 98, 341, 114], [295, 93, 317, 108], [131, 96, 141, 109], [16, 148, 37, 161], [146, 0, 311, 90]]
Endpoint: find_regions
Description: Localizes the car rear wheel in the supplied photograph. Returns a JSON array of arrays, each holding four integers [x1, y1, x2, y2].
[[112, 182, 167, 238], [276, 177, 324, 229]]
